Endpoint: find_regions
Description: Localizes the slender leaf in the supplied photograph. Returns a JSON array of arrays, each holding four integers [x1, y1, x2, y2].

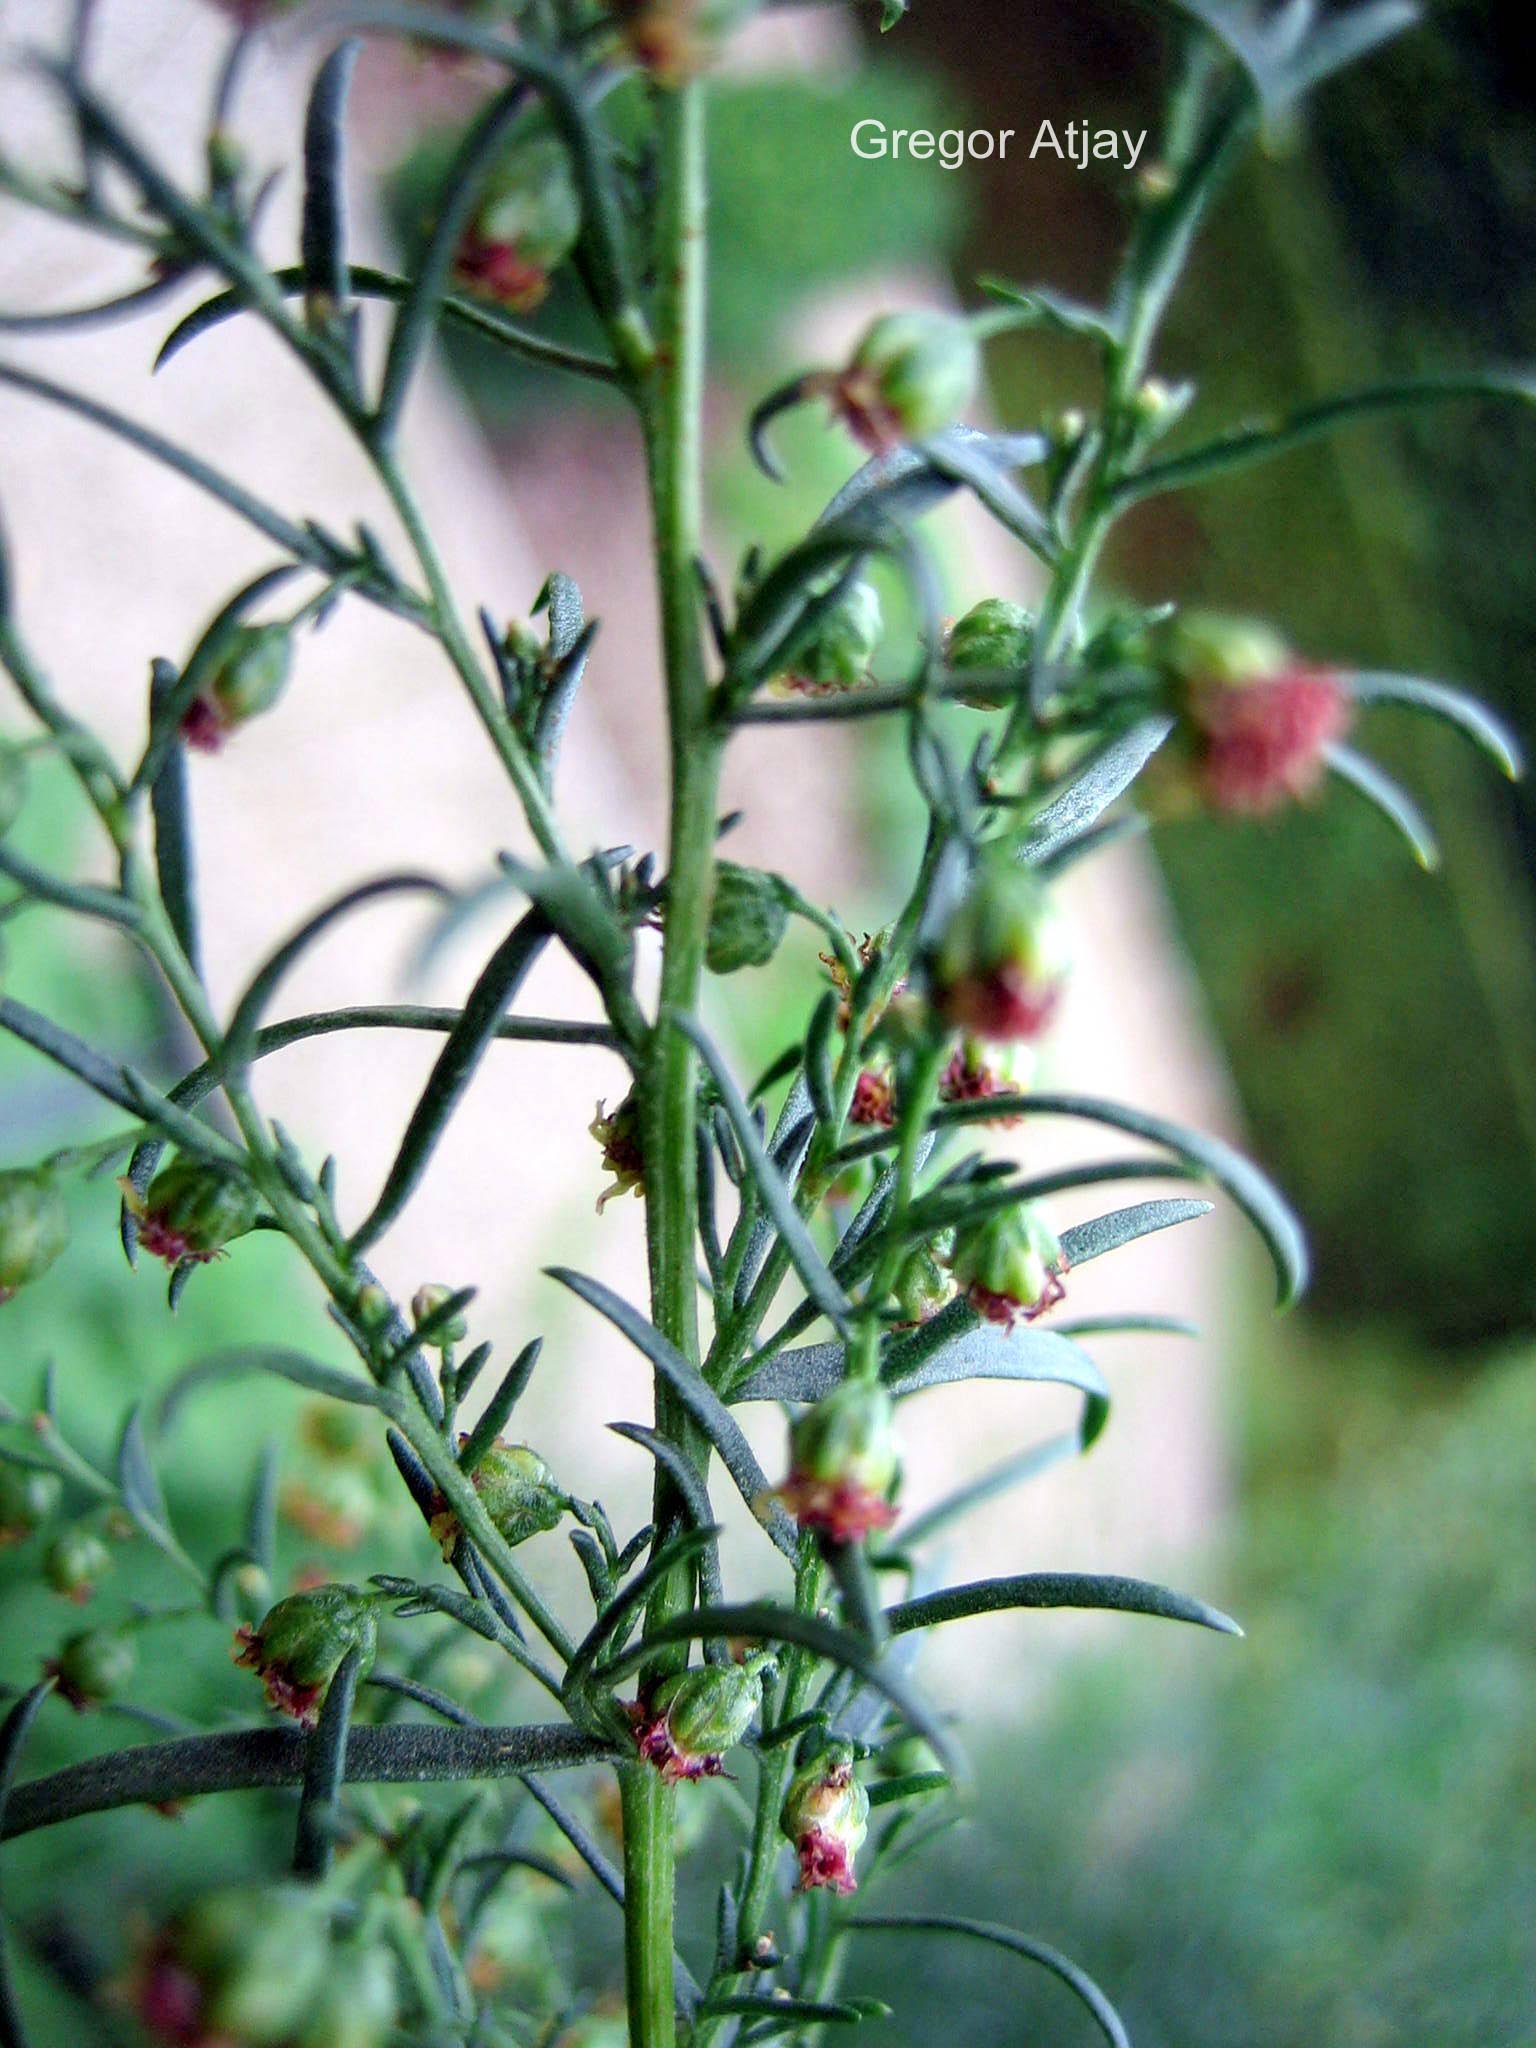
[[155, 1346, 397, 1431], [1348, 671, 1523, 778], [608, 1424, 724, 1614], [885, 1570, 1241, 1638], [1059, 1196, 1214, 1268], [147, 659, 201, 979], [848, 1915, 1129, 2048], [1324, 742, 1439, 869], [460, 1339, 542, 1473], [677, 1017, 852, 1332], [700, 1994, 888, 2025], [563, 1524, 721, 1702], [300, 40, 360, 321], [1278, 1, 1420, 99], [0, 1681, 55, 2048], [548, 1269, 797, 1556], [115, 1408, 170, 1530], [1019, 720, 1173, 868], [293, 1643, 363, 1879], [894, 1433, 1080, 1550]]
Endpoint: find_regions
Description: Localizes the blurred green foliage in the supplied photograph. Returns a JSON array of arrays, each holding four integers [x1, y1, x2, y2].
[[851, 1347, 1536, 2046]]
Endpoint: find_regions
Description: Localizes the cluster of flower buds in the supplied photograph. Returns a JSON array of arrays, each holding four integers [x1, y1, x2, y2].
[[180, 623, 293, 754], [936, 1036, 1030, 1123], [611, 0, 765, 85], [704, 862, 788, 974], [828, 310, 980, 454], [770, 579, 884, 698], [0, 1167, 70, 1305], [428, 1438, 567, 1560], [950, 1201, 1066, 1326], [1149, 611, 1352, 817], [233, 1581, 377, 1727], [123, 1157, 263, 1269], [779, 1742, 870, 1894], [776, 1379, 899, 1545], [928, 862, 1070, 1043], [132, 1883, 397, 2048], [631, 1650, 776, 1782], [0, 1462, 62, 1547], [47, 1623, 137, 1710], [590, 1092, 644, 1212], [946, 596, 1034, 708], [452, 132, 582, 314], [0, 741, 28, 839]]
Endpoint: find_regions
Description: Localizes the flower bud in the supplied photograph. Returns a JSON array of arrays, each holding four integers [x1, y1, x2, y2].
[[429, 1439, 566, 1559], [928, 864, 1069, 1043], [233, 1581, 377, 1727], [0, 1462, 63, 1546], [613, 0, 765, 85], [0, 744, 28, 840], [291, 1942, 399, 2048], [771, 578, 883, 697], [936, 1036, 1032, 1124], [704, 862, 788, 975], [181, 624, 293, 753], [946, 598, 1033, 709], [777, 1380, 899, 1545], [44, 1525, 113, 1602], [127, 1158, 262, 1267], [135, 1883, 329, 2048], [0, 1167, 70, 1304], [411, 1283, 468, 1345], [1152, 612, 1353, 818], [453, 132, 581, 313], [891, 1243, 952, 1328], [831, 310, 980, 454], [590, 1092, 644, 1212], [633, 1652, 775, 1782], [780, 1743, 869, 1894], [950, 1202, 1066, 1326], [49, 1624, 136, 1710]]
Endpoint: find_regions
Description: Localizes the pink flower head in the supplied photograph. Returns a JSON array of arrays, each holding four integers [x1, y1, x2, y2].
[[794, 1825, 859, 1895], [774, 1470, 898, 1546], [629, 1703, 729, 1784], [937, 1043, 1024, 1125], [1193, 664, 1350, 816], [452, 230, 552, 315], [849, 1069, 896, 1128]]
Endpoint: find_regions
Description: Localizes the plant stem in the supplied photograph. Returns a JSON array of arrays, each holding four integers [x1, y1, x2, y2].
[[628, 75, 713, 2048]]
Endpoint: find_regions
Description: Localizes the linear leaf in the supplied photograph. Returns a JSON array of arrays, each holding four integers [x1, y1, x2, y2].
[[894, 1434, 1080, 1550], [885, 1571, 1240, 1638], [1059, 1196, 1214, 1268], [116, 1408, 170, 1530], [155, 1346, 396, 1431], [1019, 720, 1173, 868], [547, 1268, 798, 1558], [563, 1524, 721, 1701], [1347, 671, 1523, 778], [848, 1915, 1129, 2048], [147, 660, 201, 980], [460, 1339, 542, 1473], [292, 1643, 363, 1879], [676, 1016, 852, 1332], [1324, 742, 1438, 869], [300, 40, 360, 320]]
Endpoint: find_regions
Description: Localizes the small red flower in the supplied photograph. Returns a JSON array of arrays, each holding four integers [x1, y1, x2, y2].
[[774, 1471, 898, 1546], [965, 1268, 1067, 1327], [628, 1701, 729, 1785], [849, 1069, 896, 1128], [232, 1627, 326, 1727], [937, 1044, 1023, 1125], [795, 1826, 859, 1895], [452, 231, 552, 314], [177, 698, 230, 755], [1193, 664, 1350, 816]]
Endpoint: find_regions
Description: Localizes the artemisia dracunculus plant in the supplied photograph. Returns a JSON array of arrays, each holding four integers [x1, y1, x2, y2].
[[0, 1, 1527, 2044]]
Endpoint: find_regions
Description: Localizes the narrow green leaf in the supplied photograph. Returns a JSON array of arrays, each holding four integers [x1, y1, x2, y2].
[[460, 1339, 542, 1474], [147, 659, 201, 980], [885, 1570, 1241, 1638], [563, 1524, 721, 1702], [293, 1643, 363, 1879], [1059, 1196, 1214, 1268], [1348, 671, 1523, 779], [300, 40, 360, 323], [805, 990, 839, 1127], [155, 1346, 397, 1431], [700, 1993, 888, 2025], [115, 1408, 170, 1530], [350, 912, 550, 1253], [1324, 742, 1439, 869], [548, 1268, 798, 1558], [1278, 1, 1420, 100], [848, 1915, 1129, 2048], [894, 1433, 1080, 1550], [244, 1442, 280, 1575], [596, 1603, 960, 1780], [1019, 720, 1173, 868], [676, 1015, 853, 1333]]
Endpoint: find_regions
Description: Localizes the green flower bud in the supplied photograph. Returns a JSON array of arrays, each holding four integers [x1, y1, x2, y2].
[[635, 1653, 775, 1780], [891, 1243, 953, 1327], [430, 1439, 566, 1558], [50, 1624, 136, 1710], [0, 744, 28, 840], [928, 863, 1069, 1043], [291, 1943, 399, 2048], [411, 1283, 469, 1346], [351, 1281, 393, 1334], [233, 1581, 377, 1727], [130, 1157, 262, 1267], [705, 863, 788, 975], [1155, 611, 1293, 693], [181, 624, 293, 753], [778, 1380, 900, 1545], [614, 0, 765, 84], [0, 1167, 70, 1304], [780, 1743, 869, 1894], [44, 1525, 113, 1602], [454, 133, 582, 313], [773, 578, 883, 696], [946, 598, 1033, 710], [833, 310, 980, 453], [950, 1201, 1065, 1326], [141, 1883, 329, 2047], [0, 1461, 63, 1546]]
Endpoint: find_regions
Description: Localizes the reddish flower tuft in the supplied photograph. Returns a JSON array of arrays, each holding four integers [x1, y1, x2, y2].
[[965, 1268, 1067, 1327], [452, 231, 552, 314], [134, 1951, 209, 2047], [939, 962, 1062, 1042], [628, 1701, 729, 1785], [849, 1069, 896, 1128], [134, 1213, 226, 1268], [774, 1471, 898, 1546], [178, 697, 229, 755], [794, 1826, 859, 1895], [232, 1625, 326, 1727], [937, 1044, 1023, 1125], [1193, 664, 1350, 815]]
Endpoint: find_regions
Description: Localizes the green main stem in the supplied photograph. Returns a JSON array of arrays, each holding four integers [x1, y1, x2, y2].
[[629, 76, 715, 2048]]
